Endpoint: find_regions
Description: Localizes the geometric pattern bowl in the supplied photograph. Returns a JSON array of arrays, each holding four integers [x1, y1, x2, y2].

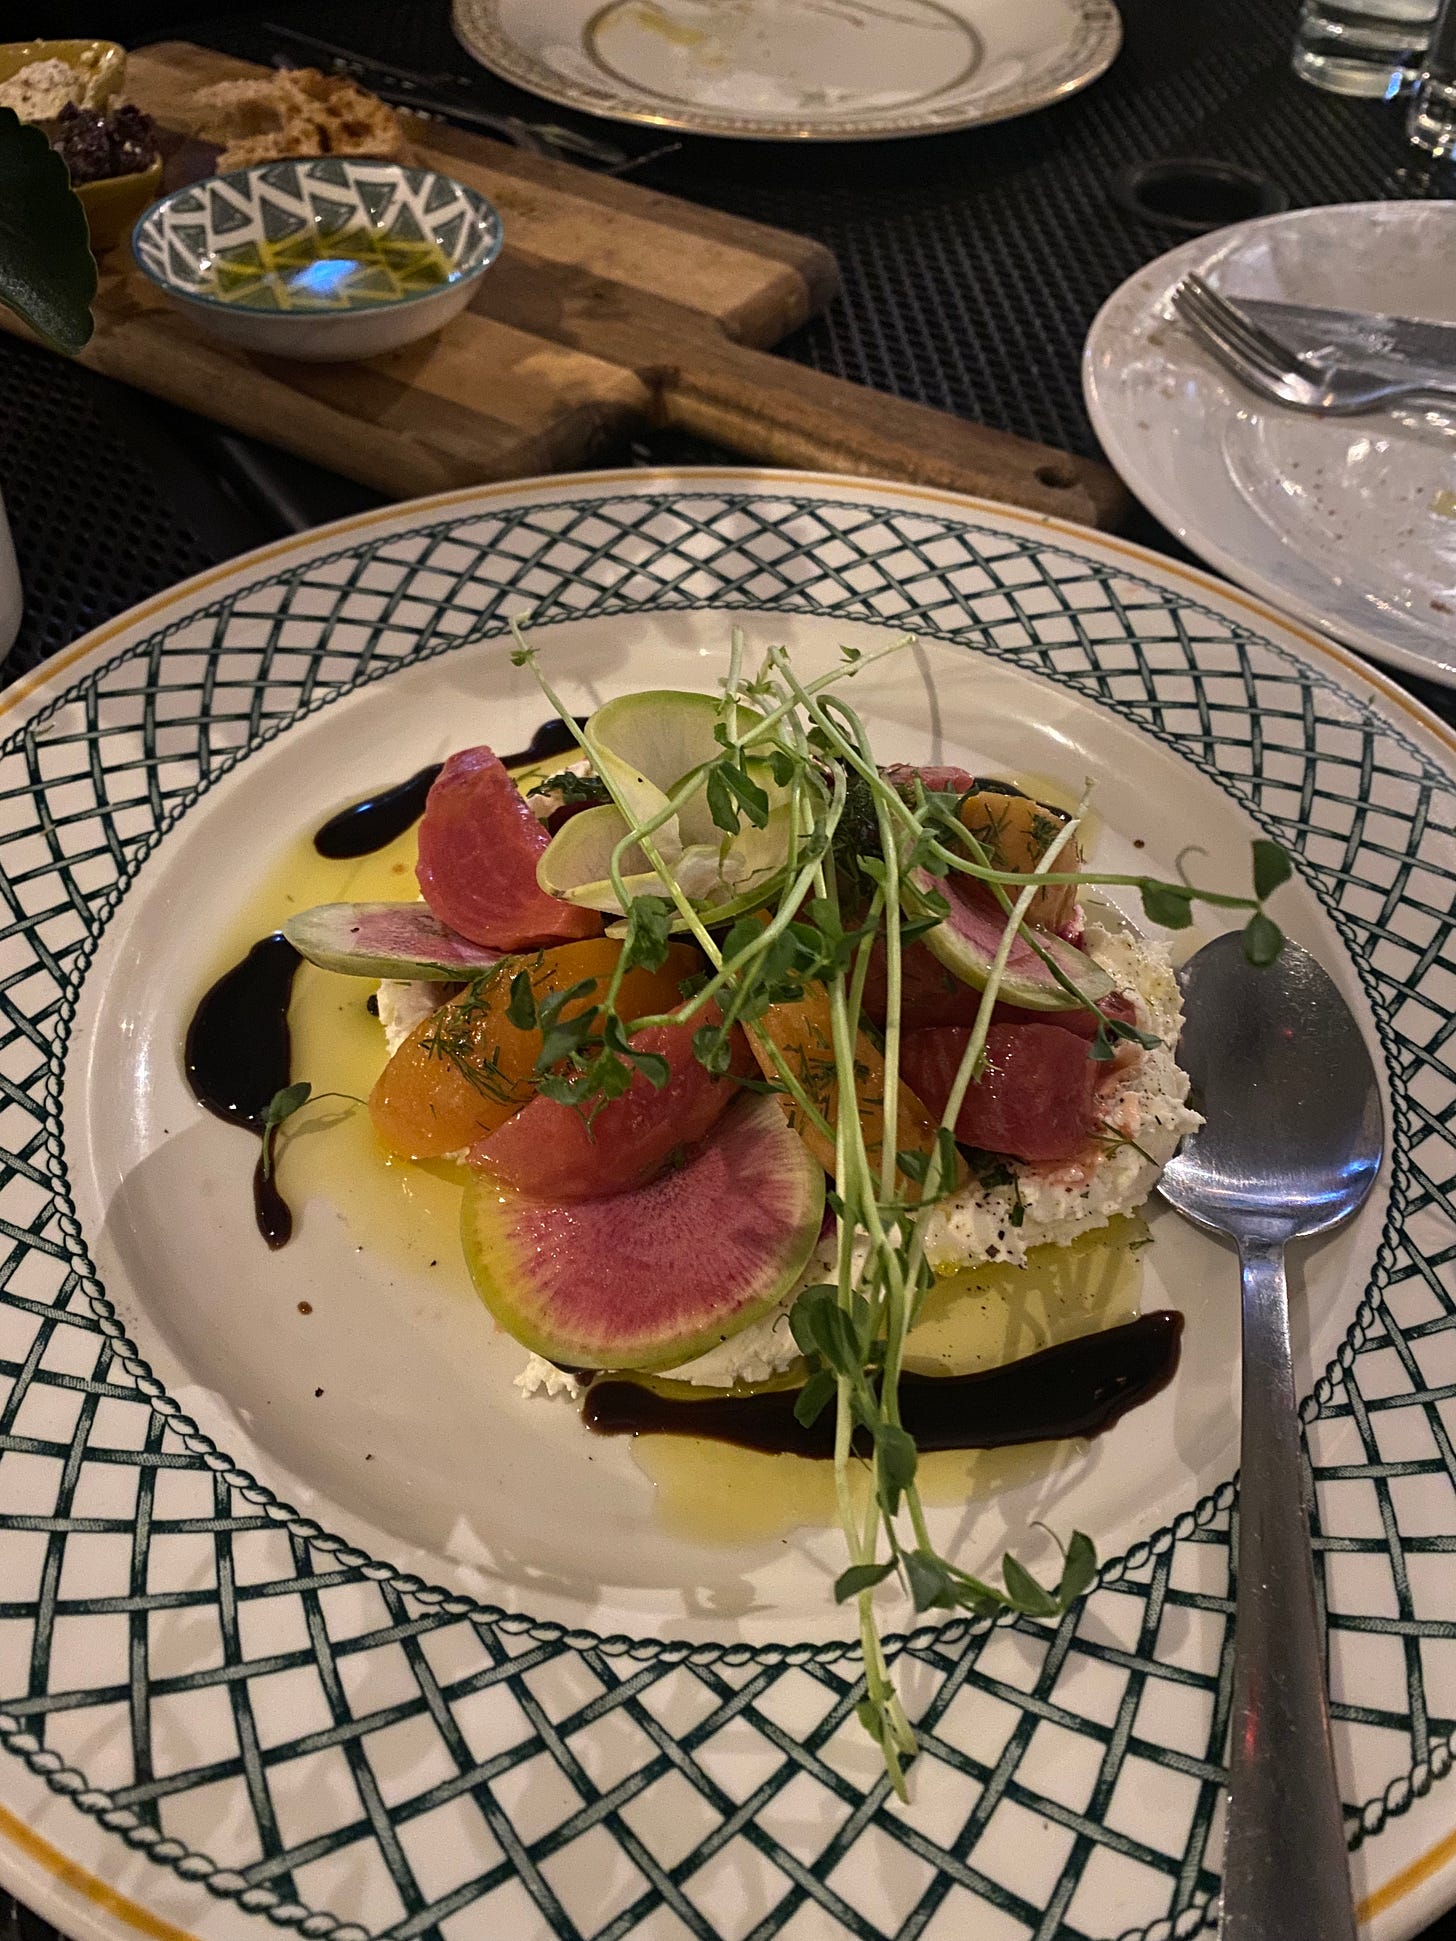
[[0, 469, 1454, 1941], [132, 158, 503, 361]]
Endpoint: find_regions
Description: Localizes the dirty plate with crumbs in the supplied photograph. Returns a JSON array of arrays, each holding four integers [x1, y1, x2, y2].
[[1084, 199, 1456, 687]]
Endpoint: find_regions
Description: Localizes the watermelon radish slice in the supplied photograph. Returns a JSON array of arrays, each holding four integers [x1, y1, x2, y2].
[[470, 1013, 748, 1201], [416, 748, 601, 950], [901, 1023, 1103, 1165], [283, 903, 503, 980], [461, 1093, 825, 1371], [916, 871, 1114, 1013]]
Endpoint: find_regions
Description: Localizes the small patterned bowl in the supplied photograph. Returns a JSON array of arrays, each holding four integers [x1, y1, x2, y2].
[[132, 157, 503, 363]]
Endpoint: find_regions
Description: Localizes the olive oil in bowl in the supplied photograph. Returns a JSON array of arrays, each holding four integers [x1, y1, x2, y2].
[[207, 226, 456, 312]]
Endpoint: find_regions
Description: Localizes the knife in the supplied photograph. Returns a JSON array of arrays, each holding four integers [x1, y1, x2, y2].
[[1228, 297, 1456, 384]]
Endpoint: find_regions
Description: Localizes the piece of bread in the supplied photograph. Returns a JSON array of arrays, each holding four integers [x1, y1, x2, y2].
[[192, 69, 408, 171]]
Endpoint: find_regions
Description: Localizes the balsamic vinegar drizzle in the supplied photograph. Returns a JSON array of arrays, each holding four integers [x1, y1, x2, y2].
[[184, 933, 302, 1248], [584, 1310, 1183, 1457], [311, 715, 590, 859], [312, 762, 443, 860]]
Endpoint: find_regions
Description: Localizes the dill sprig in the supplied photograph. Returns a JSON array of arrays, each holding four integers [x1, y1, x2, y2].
[[506, 619, 1290, 1795]]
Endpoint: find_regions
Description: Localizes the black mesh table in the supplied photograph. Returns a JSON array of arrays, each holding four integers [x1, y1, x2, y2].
[[2, 0, 1454, 1934]]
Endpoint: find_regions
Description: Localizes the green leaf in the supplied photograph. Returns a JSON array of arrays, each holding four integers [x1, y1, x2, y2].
[[904, 1549, 957, 1612], [691, 1023, 732, 1075], [1242, 910, 1283, 968], [1140, 881, 1195, 929], [877, 1423, 918, 1493], [1104, 1015, 1162, 1052], [895, 1145, 932, 1186], [1251, 838, 1293, 902], [622, 895, 673, 973], [788, 1283, 839, 1360], [1001, 1554, 1061, 1619], [834, 1559, 897, 1602], [506, 971, 538, 1031], [0, 108, 96, 355], [1056, 1531, 1098, 1606], [621, 1045, 670, 1089], [793, 1368, 837, 1427], [723, 761, 771, 829], [705, 764, 739, 834], [264, 1081, 312, 1128]]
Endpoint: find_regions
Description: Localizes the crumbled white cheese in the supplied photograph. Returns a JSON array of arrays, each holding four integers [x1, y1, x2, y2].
[[515, 1355, 582, 1401], [648, 916, 1199, 1389], [376, 977, 447, 1057]]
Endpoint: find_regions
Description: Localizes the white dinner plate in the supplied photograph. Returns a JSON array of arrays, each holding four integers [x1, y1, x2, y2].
[[1, 468, 1454, 1941], [1083, 201, 1456, 688], [450, 0, 1121, 140]]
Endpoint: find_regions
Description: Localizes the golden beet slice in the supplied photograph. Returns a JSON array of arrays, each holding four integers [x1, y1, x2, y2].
[[369, 937, 699, 1159], [746, 982, 956, 1196]]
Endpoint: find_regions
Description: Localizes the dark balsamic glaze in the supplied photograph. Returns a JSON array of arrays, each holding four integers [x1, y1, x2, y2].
[[584, 1310, 1183, 1457], [184, 933, 302, 1249], [311, 716, 591, 860], [312, 763, 443, 860]]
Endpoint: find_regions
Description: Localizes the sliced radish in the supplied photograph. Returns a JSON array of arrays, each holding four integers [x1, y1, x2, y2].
[[283, 902, 502, 980], [462, 1093, 825, 1371], [916, 872, 1114, 1013]]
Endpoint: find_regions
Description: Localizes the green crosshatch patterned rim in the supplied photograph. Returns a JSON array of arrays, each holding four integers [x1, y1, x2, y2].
[[0, 473, 1452, 1941]]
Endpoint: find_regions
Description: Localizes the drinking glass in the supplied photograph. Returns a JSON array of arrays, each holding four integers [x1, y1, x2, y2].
[[1407, 0, 1456, 151], [1292, 0, 1439, 95]]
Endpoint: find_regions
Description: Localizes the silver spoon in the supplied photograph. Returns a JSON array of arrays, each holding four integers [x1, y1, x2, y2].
[[1157, 932, 1382, 1941]]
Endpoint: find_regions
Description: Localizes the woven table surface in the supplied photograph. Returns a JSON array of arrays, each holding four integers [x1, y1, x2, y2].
[[1, 0, 1454, 1934]]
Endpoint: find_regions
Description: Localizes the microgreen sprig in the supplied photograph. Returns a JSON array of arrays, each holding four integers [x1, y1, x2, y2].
[[259, 1082, 362, 1181]]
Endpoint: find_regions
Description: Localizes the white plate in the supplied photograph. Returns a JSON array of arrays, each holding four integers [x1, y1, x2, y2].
[[2, 467, 1455, 1941], [1083, 201, 1456, 688], [450, 0, 1121, 140]]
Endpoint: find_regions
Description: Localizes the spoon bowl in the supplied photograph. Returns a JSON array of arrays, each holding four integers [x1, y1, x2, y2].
[[1160, 932, 1382, 1243], [1157, 930, 1383, 1941]]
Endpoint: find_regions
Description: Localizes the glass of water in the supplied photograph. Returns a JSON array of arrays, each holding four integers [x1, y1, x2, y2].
[[1292, 0, 1439, 95]]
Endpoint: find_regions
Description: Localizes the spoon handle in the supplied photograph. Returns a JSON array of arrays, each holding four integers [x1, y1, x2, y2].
[[1223, 1237, 1355, 1941]]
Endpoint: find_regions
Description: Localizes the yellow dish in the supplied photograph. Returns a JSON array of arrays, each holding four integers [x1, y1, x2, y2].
[[75, 158, 163, 252], [0, 38, 126, 111], [0, 41, 161, 252]]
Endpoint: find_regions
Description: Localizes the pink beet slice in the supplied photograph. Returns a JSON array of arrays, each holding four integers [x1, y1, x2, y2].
[[416, 747, 601, 950], [470, 1013, 748, 1202], [901, 1022, 1103, 1165], [461, 1093, 825, 1370]]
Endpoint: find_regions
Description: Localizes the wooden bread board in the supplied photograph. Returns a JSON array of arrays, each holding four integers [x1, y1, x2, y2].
[[10, 41, 1127, 528]]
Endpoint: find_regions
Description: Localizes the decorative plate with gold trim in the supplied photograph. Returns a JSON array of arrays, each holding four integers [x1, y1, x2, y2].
[[0, 469, 1452, 1941], [450, 0, 1122, 141]]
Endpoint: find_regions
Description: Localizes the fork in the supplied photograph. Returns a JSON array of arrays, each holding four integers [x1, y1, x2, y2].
[[1171, 272, 1456, 416]]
